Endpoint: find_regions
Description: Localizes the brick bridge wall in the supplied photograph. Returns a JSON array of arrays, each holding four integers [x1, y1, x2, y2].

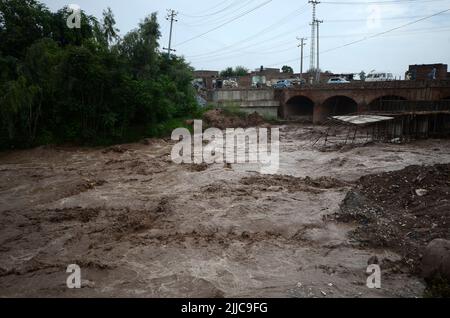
[[276, 80, 450, 123]]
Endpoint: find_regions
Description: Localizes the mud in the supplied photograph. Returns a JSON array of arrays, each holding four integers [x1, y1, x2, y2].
[[334, 164, 450, 274], [1, 124, 450, 297], [203, 109, 267, 129]]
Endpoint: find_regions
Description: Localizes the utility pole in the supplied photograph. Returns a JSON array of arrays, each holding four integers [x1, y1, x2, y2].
[[297, 37, 307, 80], [315, 19, 323, 83], [163, 9, 178, 58], [308, 0, 320, 82]]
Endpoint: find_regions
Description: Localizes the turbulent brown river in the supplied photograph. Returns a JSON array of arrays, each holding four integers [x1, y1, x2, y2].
[[1, 124, 450, 297]]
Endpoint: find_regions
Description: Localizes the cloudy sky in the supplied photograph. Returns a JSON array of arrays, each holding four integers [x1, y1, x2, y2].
[[42, 0, 450, 78]]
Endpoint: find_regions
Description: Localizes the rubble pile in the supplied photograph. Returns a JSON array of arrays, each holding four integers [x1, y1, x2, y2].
[[335, 164, 450, 274]]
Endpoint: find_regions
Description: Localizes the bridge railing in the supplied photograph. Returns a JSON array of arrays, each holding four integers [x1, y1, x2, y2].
[[288, 79, 450, 90], [367, 100, 450, 113]]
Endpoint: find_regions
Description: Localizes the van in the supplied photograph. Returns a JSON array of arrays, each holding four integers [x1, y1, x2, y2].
[[365, 72, 394, 82]]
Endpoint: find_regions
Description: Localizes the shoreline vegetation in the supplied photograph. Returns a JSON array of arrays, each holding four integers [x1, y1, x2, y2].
[[0, 0, 200, 150]]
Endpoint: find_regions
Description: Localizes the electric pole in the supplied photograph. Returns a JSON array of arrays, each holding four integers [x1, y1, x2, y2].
[[297, 37, 307, 80], [163, 9, 178, 58], [315, 19, 323, 83], [308, 0, 320, 81]]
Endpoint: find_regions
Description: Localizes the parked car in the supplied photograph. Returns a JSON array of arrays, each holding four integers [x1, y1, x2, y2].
[[365, 72, 394, 82], [272, 79, 292, 89], [291, 78, 306, 86], [327, 77, 350, 84]]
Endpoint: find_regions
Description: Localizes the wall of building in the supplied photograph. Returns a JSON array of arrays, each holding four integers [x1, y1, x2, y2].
[[407, 64, 448, 80], [193, 70, 219, 90], [210, 89, 280, 118]]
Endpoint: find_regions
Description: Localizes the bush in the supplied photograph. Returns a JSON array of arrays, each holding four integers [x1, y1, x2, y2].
[[0, 1, 198, 149]]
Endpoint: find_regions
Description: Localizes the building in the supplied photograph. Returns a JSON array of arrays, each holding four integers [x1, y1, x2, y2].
[[193, 70, 219, 89], [406, 64, 448, 80], [248, 67, 285, 87]]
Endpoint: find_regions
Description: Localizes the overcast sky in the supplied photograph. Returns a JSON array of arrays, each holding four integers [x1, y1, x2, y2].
[[42, 0, 450, 77]]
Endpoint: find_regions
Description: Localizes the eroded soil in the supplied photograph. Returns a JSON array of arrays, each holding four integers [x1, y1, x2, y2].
[[334, 164, 450, 273], [1, 124, 450, 297]]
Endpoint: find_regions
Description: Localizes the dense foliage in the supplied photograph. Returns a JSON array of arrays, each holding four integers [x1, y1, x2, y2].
[[281, 65, 293, 74], [219, 66, 249, 78], [0, 0, 198, 149]]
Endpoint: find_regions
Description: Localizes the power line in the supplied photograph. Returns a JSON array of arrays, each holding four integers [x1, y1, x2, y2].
[[189, 23, 450, 65], [324, 13, 450, 22], [319, 8, 450, 55], [315, 19, 323, 82], [175, 0, 273, 47], [183, 3, 309, 58], [186, 8, 449, 61], [322, 0, 448, 4], [162, 9, 178, 58], [180, 0, 257, 27], [179, 0, 242, 18], [187, 23, 310, 62], [264, 8, 450, 68], [297, 37, 307, 77], [309, 1, 320, 72], [320, 24, 450, 38], [183, 0, 233, 16]]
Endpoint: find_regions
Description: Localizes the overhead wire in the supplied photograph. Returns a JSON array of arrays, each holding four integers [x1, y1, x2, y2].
[[264, 8, 450, 68], [321, 0, 448, 4], [175, 0, 273, 46], [184, 2, 310, 58], [180, 0, 258, 27], [179, 0, 243, 18]]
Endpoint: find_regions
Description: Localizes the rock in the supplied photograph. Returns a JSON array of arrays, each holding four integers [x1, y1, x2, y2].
[[420, 239, 450, 280], [415, 189, 428, 197]]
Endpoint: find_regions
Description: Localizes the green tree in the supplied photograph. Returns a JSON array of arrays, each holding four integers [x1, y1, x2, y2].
[[118, 13, 160, 79], [0, 0, 53, 58], [234, 66, 249, 76], [220, 67, 234, 78], [102, 7, 119, 45], [282, 65, 293, 74], [0, 1, 198, 149], [219, 66, 248, 77]]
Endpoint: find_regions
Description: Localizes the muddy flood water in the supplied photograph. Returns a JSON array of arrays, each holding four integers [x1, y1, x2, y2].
[[1, 124, 450, 297]]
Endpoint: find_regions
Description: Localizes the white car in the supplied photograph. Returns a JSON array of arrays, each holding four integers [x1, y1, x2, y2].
[[327, 77, 350, 84], [366, 72, 394, 82]]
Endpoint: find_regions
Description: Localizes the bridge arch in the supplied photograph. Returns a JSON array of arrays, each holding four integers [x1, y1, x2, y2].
[[285, 95, 314, 121], [368, 95, 408, 111], [321, 95, 358, 119]]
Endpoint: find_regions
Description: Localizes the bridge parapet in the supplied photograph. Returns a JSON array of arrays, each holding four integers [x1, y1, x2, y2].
[[288, 80, 450, 91]]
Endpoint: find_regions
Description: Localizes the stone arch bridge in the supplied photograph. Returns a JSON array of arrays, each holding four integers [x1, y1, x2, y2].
[[276, 80, 450, 123], [210, 80, 450, 124]]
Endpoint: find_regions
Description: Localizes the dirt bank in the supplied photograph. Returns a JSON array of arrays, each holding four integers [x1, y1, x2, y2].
[[334, 164, 450, 274], [203, 109, 267, 129]]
